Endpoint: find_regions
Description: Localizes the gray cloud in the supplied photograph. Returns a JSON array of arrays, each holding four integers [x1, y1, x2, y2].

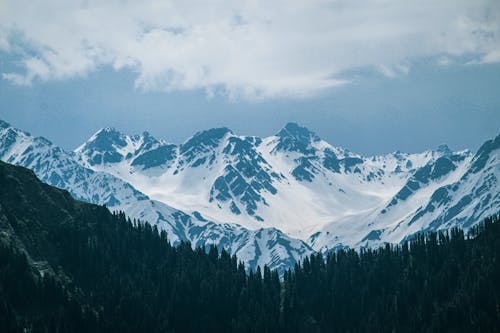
[[1, 0, 499, 98]]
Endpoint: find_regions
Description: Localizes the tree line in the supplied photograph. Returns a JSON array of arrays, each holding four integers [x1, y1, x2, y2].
[[1, 210, 499, 332]]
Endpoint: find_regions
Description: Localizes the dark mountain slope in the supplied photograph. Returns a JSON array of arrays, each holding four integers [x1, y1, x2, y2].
[[0, 161, 280, 332], [282, 216, 500, 332]]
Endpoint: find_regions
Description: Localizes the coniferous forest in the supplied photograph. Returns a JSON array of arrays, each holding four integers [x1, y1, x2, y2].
[[1, 161, 499, 332]]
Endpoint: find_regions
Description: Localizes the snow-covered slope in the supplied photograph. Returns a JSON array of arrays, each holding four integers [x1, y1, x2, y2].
[[0, 119, 313, 272], [76, 127, 284, 228], [118, 200, 312, 273], [309, 148, 475, 251], [73, 121, 497, 254], [0, 120, 147, 206]]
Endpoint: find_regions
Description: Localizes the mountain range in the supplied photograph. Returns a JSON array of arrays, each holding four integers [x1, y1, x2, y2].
[[1, 119, 498, 271]]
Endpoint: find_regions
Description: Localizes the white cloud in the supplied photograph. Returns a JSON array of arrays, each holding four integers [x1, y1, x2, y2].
[[437, 56, 452, 66], [376, 63, 410, 78], [1, 0, 499, 98], [482, 49, 500, 64], [3, 73, 30, 85], [0, 33, 9, 51], [3, 57, 51, 85]]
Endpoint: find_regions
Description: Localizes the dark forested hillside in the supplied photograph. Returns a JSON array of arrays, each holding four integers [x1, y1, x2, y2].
[[0, 160, 499, 332], [281, 219, 500, 332]]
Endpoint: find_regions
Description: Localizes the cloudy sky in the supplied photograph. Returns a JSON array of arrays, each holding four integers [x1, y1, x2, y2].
[[0, 0, 499, 154]]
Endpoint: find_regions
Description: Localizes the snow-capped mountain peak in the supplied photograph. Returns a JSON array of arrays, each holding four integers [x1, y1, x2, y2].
[[75, 127, 166, 167], [0, 119, 11, 129], [0, 122, 148, 207], [273, 122, 321, 154], [8, 119, 496, 258], [436, 144, 453, 156]]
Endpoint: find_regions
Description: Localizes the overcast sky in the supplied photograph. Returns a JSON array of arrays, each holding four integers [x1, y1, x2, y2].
[[0, 0, 499, 154]]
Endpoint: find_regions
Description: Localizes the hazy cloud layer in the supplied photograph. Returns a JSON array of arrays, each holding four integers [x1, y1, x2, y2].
[[1, 0, 499, 98]]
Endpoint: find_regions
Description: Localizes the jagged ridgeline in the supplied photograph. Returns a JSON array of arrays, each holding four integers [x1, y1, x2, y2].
[[1, 119, 499, 273], [1, 161, 499, 332]]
